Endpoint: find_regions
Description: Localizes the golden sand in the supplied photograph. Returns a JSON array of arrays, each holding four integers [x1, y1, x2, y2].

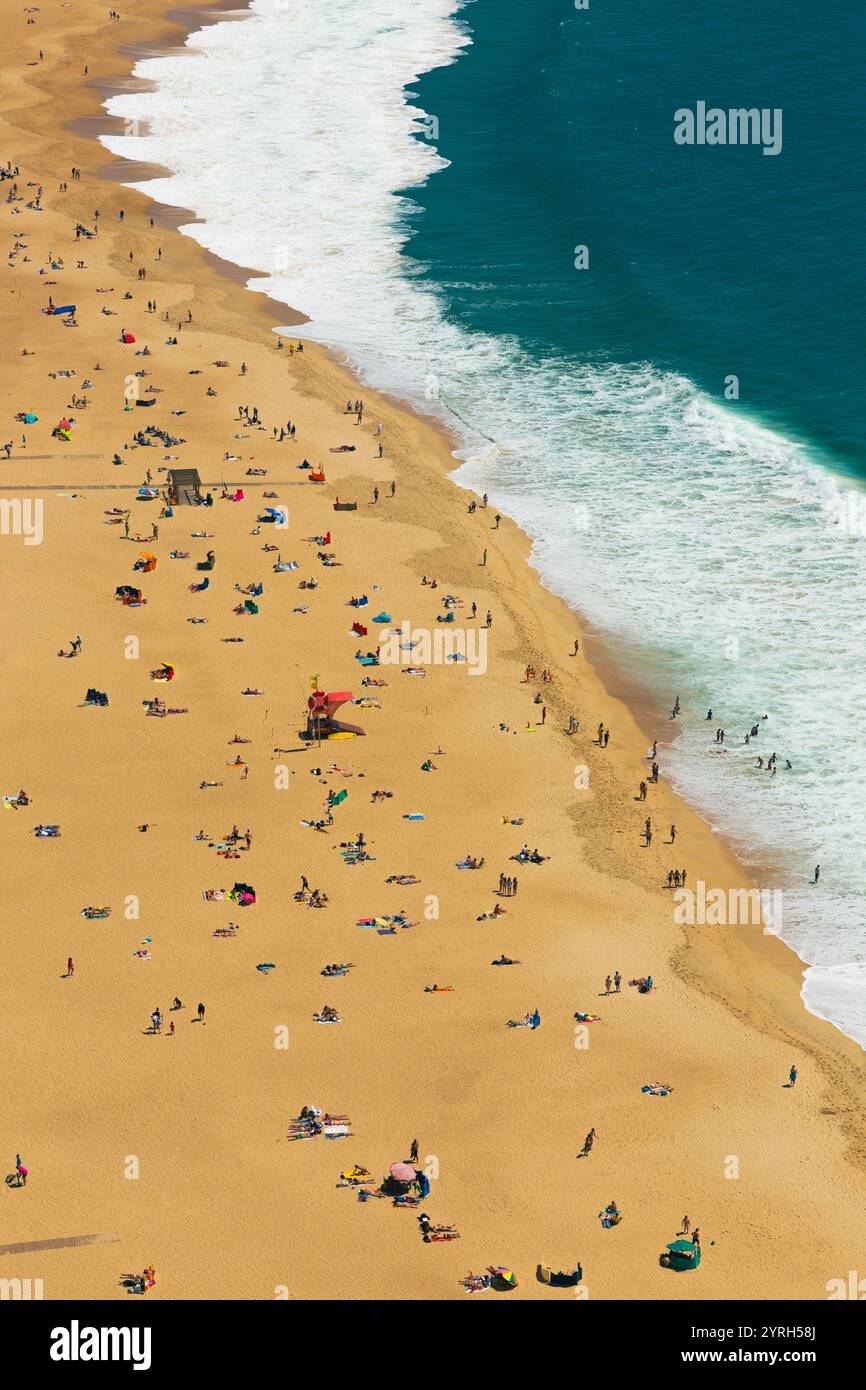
[[1, 0, 865, 1302]]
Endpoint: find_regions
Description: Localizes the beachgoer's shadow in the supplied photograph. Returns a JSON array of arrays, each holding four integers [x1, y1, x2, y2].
[[5, 1172, 23, 1188]]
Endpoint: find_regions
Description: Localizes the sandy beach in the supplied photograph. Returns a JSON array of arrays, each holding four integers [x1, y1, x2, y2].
[[2, 0, 866, 1304]]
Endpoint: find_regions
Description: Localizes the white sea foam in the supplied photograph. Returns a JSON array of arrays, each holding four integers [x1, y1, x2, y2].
[[101, 0, 866, 1046]]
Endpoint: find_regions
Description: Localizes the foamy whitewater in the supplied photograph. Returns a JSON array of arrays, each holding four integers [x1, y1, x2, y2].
[[102, 0, 866, 1046]]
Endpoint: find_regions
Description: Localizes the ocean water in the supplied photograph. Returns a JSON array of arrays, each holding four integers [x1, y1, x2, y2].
[[101, 0, 866, 1044]]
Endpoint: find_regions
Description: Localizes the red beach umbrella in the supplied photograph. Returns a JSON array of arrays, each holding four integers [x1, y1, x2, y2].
[[389, 1162, 416, 1183]]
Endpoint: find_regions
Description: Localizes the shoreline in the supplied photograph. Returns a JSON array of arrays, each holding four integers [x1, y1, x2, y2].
[[20, 0, 866, 1140], [3, 0, 866, 1300], [83, 0, 840, 1041]]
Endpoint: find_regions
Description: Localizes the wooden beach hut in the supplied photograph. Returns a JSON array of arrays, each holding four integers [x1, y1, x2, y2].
[[167, 467, 201, 505]]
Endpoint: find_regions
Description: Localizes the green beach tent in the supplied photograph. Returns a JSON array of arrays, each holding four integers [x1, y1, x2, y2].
[[659, 1239, 701, 1271]]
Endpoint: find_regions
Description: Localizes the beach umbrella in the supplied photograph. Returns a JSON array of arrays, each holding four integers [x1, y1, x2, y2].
[[389, 1162, 416, 1183], [491, 1267, 518, 1288]]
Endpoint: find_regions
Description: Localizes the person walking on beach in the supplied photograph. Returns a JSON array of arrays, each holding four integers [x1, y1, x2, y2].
[[788, 1064, 797, 1087], [613, 971, 621, 992], [572, 638, 580, 655], [197, 1002, 206, 1023], [604, 975, 612, 995], [638, 781, 647, 801], [481, 548, 487, 567], [409, 1138, 419, 1163], [581, 1128, 596, 1157], [669, 824, 677, 844], [16, 1158, 28, 1187], [813, 865, 820, 884], [645, 818, 652, 846], [66, 957, 74, 977]]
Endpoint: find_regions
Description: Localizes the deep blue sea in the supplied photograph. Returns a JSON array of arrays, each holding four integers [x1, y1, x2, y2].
[[103, 0, 866, 1043], [408, 0, 865, 471]]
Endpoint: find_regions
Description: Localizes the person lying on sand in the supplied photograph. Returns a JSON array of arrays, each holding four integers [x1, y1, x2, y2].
[[315, 1005, 341, 1023]]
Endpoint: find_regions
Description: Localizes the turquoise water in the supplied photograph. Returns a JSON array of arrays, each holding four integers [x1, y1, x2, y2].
[[408, 0, 865, 471]]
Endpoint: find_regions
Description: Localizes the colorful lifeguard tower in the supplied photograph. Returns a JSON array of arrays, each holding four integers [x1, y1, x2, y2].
[[303, 689, 365, 742]]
